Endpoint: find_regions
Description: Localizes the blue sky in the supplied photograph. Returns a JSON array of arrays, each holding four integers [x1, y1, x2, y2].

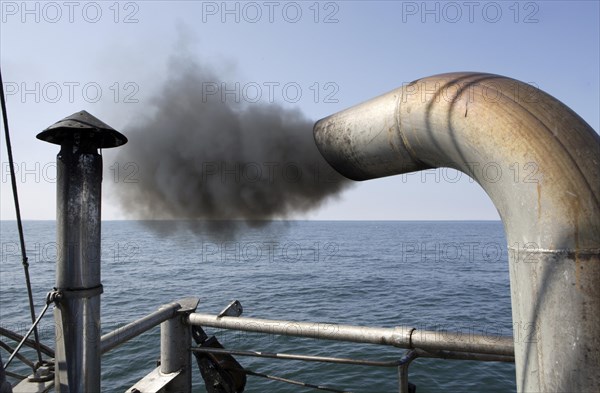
[[1, 1, 599, 220]]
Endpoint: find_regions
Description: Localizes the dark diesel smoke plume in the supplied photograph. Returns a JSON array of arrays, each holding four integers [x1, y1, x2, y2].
[[112, 57, 350, 235]]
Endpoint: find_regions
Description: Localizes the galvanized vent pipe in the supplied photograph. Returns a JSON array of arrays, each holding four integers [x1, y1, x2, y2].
[[313, 72, 599, 392], [37, 111, 127, 393]]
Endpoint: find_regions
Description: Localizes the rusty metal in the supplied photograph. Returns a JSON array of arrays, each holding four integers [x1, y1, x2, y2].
[[37, 111, 126, 393], [313, 72, 600, 392], [37, 110, 127, 148]]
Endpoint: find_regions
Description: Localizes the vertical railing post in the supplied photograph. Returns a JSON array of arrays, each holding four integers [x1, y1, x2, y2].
[[397, 350, 418, 393], [37, 111, 126, 393], [160, 298, 199, 393]]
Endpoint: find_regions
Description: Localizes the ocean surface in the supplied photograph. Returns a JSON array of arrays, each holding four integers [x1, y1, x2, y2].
[[0, 220, 515, 392]]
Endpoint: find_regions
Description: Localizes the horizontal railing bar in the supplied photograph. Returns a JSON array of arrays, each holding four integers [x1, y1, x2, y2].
[[411, 330, 514, 356], [415, 348, 514, 363], [101, 302, 181, 354], [187, 313, 514, 356], [191, 347, 401, 367], [191, 346, 514, 366], [245, 369, 351, 393]]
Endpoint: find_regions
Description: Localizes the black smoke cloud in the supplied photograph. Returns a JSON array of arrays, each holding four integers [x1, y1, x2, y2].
[[111, 56, 350, 236]]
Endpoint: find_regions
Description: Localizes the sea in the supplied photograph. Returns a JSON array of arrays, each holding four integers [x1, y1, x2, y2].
[[0, 220, 515, 392]]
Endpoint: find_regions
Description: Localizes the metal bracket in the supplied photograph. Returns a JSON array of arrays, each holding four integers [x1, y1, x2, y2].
[[175, 297, 200, 314], [217, 300, 243, 318], [125, 366, 181, 393], [12, 378, 54, 393], [51, 285, 103, 302]]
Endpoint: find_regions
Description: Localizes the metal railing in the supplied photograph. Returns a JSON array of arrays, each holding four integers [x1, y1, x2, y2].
[[186, 311, 514, 393], [5, 298, 514, 393], [187, 313, 514, 356]]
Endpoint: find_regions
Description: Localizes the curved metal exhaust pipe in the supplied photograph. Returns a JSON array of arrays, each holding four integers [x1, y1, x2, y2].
[[314, 72, 599, 392]]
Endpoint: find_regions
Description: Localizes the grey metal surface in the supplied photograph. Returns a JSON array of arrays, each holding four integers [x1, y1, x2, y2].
[[159, 298, 198, 393], [313, 72, 600, 392], [414, 348, 513, 363], [410, 329, 513, 357], [100, 302, 181, 354], [187, 313, 513, 356], [217, 300, 243, 318], [174, 297, 200, 314], [191, 347, 402, 367], [52, 138, 102, 393], [397, 350, 418, 393], [37, 110, 127, 148], [12, 378, 53, 393], [37, 112, 127, 393], [124, 366, 181, 393]]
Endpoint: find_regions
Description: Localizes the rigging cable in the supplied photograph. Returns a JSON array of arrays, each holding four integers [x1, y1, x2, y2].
[[244, 369, 352, 393], [0, 68, 44, 365]]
